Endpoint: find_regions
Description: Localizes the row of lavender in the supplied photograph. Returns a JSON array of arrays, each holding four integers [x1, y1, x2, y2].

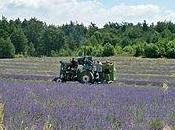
[[0, 79, 175, 130], [1, 57, 175, 87], [1, 57, 175, 75]]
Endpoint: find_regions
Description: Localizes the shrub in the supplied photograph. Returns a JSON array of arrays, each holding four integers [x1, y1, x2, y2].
[[156, 39, 168, 57], [51, 49, 72, 57], [76, 45, 93, 56], [166, 40, 175, 58], [91, 45, 103, 57], [103, 43, 115, 56], [76, 45, 104, 57], [133, 44, 145, 57], [115, 46, 123, 55], [144, 43, 160, 58], [166, 48, 175, 58], [0, 38, 15, 58], [123, 45, 135, 55]]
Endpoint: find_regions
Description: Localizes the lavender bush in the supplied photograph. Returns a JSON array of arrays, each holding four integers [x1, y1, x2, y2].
[[0, 79, 175, 130]]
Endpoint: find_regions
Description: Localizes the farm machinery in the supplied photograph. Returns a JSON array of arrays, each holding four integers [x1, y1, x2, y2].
[[53, 56, 116, 83]]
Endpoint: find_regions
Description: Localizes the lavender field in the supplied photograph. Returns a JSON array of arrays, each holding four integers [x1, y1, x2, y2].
[[1, 57, 175, 86], [0, 57, 175, 130]]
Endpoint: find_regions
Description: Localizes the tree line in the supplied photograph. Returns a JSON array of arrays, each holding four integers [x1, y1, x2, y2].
[[1, 16, 175, 58]]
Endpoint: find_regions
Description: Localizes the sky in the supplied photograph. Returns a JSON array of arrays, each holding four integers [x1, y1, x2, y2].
[[0, 0, 175, 27]]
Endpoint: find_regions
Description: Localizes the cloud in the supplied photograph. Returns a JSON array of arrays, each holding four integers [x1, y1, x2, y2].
[[1, 0, 175, 27]]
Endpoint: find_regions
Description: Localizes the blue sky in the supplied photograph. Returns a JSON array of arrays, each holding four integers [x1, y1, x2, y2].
[[1, 0, 175, 27]]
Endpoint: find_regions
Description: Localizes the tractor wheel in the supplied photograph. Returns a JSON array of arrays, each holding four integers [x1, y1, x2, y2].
[[52, 77, 62, 82], [79, 71, 94, 83]]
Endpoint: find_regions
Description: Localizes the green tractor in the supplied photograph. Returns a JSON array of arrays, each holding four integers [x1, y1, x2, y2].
[[53, 56, 116, 84]]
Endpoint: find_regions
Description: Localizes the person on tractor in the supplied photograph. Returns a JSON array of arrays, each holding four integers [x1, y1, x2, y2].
[[70, 58, 78, 80], [70, 58, 78, 69], [94, 61, 103, 83], [83, 57, 93, 70], [104, 60, 112, 83]]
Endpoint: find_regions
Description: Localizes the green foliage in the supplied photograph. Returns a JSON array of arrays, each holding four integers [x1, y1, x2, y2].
[[62, 21, 87, 48], [1, 16, 175, 58], [145, 31, 159, 43], [10, 27, 28, 54], [91, 45, 104, 57], [156, 22, 167, 33], [149, 119, 164, 130], [0, 38, 15, 58], [0, 29, 9, 39], [22, 18, 45, 55], [115, 46, 123, 55], [156, 39, 168, 57], [166, 40, 175, 58], [26, 42, 35, 56], [103, 43, 115, 56], [168, 22, 175, 33], [134, 43, 145, 57], [127, 26, 142, 39], [120, 37, 130, 47], [123, 45, 135, 55], [51, 48, 72, 57], [143, 20, 148, 31], [41, 26, 65, 56], [144, 43, 160, 58]]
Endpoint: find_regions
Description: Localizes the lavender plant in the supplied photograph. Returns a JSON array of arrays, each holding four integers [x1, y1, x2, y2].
[[0, 79, 175, 130]]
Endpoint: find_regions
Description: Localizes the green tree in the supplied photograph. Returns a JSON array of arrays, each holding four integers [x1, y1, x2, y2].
[[62, 21, 87, 48], [0, 29, 9, 39], [10, 27, 28, 54], [142, 20, 148, 31], [155, 21, 167, 33], [0, 38, 15, 58], [167, 22, 175, 33], [26, 42, 35, 56], [87, 22, 98, 37], [161, 29, 173, 40], [145, 31, 159, 43], [0, 16, 10, 34], [1, 17, 175, 58], [93, 31, 103, 44], [22, 18, 45, 55], [41, 26, 65, 56], [120, 37, 130, 47]]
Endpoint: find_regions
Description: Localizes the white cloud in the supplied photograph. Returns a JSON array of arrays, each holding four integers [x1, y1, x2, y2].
[[8, 0, 43, 8], [111, 4, 160, 17], [0, 0, 175, 27]]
